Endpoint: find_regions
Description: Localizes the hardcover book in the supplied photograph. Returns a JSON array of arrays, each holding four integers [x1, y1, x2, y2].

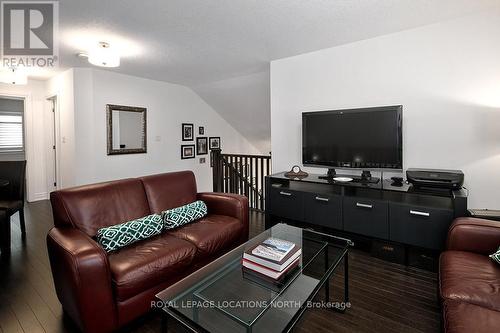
[[243, 238, 302, 272], [242, 256, 301, 280], [251, 238, 296, 262]]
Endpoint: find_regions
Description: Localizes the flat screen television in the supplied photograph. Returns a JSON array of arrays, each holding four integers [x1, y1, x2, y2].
[[302, 105, 403, 170]]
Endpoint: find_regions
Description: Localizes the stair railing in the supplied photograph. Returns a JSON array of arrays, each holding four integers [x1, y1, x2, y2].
[[211, 149, 271, 211]]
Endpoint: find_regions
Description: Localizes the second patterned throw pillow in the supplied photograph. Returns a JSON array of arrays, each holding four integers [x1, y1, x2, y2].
[[162, 200, 208, 230], [490, 247, 500, 265]]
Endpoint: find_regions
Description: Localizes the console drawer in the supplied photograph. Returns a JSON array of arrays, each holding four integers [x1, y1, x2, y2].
[[343, 197, 389, 239], [303, 193, 342, 229], [389, 203, 453, 250], [268, 187, 303, 221]]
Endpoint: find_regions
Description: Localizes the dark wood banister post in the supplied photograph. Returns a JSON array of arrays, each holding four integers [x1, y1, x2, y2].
[[211, 149, 222, 192]]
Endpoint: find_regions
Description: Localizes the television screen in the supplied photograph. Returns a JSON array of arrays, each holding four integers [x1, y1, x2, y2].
[[302, 106, 402, 170]]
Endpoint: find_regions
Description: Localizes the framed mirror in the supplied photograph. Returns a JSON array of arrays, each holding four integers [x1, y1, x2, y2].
[[106, 104, 147, 155]]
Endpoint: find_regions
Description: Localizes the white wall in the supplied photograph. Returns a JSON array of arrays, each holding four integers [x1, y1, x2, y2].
[[65, 68, 260, 191], [0, 79, 51, 202], [271, 11, 500, 209]]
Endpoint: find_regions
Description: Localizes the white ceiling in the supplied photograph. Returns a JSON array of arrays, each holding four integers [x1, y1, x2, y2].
[[53, 0, 499, 152]]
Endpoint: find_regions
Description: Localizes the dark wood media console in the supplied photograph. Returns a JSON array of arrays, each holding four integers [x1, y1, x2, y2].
[[265, 172, 468, 270]]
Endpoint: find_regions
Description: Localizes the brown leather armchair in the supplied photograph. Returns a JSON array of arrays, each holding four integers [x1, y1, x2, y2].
[[439, 217, 500, 333], [46, 171, 249, 333]]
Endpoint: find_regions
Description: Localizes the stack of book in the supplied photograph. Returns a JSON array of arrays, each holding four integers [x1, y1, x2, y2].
[[242, 237, 301, 290]]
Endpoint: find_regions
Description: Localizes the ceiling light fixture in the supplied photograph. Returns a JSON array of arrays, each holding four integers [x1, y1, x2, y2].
[[86, 41, 120, 68], [0, 67, 27, 85]]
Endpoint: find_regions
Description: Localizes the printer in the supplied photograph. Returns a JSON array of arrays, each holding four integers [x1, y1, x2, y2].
[[406, 168, 464, 190]]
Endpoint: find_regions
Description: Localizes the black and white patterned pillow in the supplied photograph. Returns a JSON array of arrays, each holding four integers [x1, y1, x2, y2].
[[162, 200, 207, 230], [96, 213, 164, 252], [490, 247, 500, 265]]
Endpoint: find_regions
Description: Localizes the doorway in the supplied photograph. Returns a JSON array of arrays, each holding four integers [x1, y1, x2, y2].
[[46, 96, 58, 192]]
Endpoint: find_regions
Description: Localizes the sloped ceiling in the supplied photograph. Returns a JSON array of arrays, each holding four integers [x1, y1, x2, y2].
[[44, 1, 500, 152], [193, 71, 271, 153]]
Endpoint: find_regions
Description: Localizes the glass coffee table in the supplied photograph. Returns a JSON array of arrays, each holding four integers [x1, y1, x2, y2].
[[156, 223, 353, 333]]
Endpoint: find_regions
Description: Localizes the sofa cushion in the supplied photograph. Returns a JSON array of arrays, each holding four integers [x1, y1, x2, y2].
[[140, 171, 197, 213], [440, 251, 500, 311], [443, 299, 500, 333], [50, 178, 151, 236], [168, 214, 243, 259], [162, 200, 207, 230], [96, 214, 164, 252], [108, 233, 197, 301]]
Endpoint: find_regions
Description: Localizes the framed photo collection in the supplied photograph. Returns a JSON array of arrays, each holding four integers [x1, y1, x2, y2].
[[181, 124, 220, 160]]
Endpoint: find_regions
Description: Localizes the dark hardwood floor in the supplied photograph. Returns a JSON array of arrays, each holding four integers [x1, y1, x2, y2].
[[0, 201, 441, 333]]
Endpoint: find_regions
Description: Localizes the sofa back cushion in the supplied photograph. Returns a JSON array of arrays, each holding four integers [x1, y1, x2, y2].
[[50, 178, 151, 236], [140, 171, 197, 213]]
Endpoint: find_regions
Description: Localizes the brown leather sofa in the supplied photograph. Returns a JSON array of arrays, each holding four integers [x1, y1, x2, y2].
[[47, 171, 249, 333], [439, 217, 500, 333]]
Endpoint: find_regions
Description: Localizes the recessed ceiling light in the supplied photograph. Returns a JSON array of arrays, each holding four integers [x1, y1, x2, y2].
[[87, 41, 120, 68]]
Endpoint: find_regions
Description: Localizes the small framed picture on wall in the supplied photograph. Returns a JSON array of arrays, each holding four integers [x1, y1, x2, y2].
[[182, 123, 194, 141], [209, 137, 221, 150], [181, 144, 195, 159], [199, 126, 204, 135], [196, 137, 208, 155]]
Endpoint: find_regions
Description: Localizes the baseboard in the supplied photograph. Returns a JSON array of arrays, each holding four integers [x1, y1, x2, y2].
[[28, 192, 49, 202]]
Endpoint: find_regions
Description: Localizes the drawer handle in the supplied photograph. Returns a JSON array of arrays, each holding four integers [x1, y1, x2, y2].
[[315, 196, 329, 202], [356, 203, 373, 209], [410, 210, 430, 217], [279, 191, 292, 196]]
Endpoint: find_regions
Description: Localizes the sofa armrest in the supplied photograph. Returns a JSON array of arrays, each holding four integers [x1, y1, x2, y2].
[[446, 217, 500, 255], [197, 192, 249, 240], [47, 227, 117, 333]]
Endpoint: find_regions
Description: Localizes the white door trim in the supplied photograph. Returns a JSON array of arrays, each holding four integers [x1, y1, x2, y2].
[[45, 94, 61, 193]]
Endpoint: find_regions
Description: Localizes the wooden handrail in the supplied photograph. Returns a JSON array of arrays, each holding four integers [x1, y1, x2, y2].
[[221, 153, 271, 159]]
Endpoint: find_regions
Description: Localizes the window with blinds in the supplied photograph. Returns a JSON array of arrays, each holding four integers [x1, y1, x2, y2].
[[0, 113, 24, 152]]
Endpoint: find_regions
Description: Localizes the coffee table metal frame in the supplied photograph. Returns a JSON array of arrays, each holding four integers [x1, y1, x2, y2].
[[157, 225, 353, 333]]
